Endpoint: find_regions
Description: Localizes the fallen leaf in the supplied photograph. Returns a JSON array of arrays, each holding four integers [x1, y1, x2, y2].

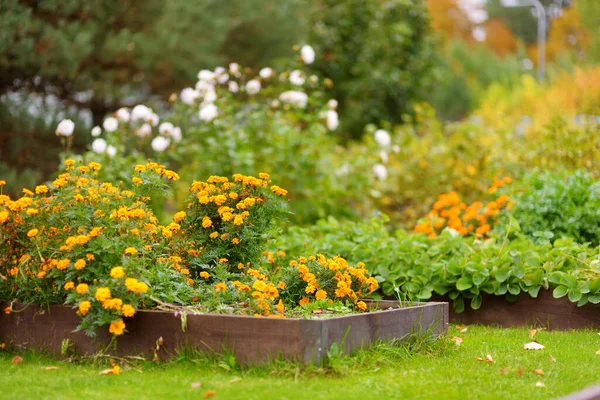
[[549, 354, 556, 363], [524, 342, 545, 350], [532, 369, 544, 375], [535, 382, 546, 387], [451, 336, 464, 345], [11, 356, 23, 365], [191, 382, 202, 389], [517, 368, 525, 376], [474, 354, 494, 363], [229, 377, 241, 384], [456, 325, 468, 333], [203, 390, 216, 399], [44, 366, 59, 371], [596, 350, 600, 356], [500, 368, 509, 375], [528, 329, 537, 339], [99, 368, 115, 375]]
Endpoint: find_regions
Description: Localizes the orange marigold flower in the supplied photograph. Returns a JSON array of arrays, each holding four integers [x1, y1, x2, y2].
[[86, 253, 95, 261], [109, 320, 126, 336], [276, 299, 285, 313], [202, 216, 213, 228], [299, 297, 310, 306], [57, 259, 70, 270], [95, 287, 111, 302], [231, 238, 240, 244], [356, 301, 367, 311], [0, 211, 8, 223], [209, 231, 218, 239], [315, 290, 327, 300], [124, 247, 137, 255], [4, 306, 11, 315], [102, 298, 123, 310], [110, 266, 125, 278], [64, 282, 75, 291], [121, 304, 135, 318], [270, 185, 288, 196], [74, 259, 86, 270], [27, 228, 38, 238], [78, 301, 91, 316], [173, 211, 186, 222], [35, 185, 49, 194], [76, 283, 89, 295], [215, 283, 227, 292], [200, 271, 210, 279]]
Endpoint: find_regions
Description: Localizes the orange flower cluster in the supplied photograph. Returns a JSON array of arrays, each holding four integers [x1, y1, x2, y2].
[[414, 178, 513, 238]]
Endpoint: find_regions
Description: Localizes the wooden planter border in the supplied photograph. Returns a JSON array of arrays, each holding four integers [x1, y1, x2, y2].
[[0, 300, 448, 365]]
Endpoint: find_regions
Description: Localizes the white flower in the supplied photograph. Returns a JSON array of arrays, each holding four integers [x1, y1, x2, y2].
[[199, 103, 218, 122], [259, 67, 274, 79], [159, 122, 174, 136], [217, 73, 229, 84], [373, 164, 388, 180], [195, 80, 213, 92], [148, 113, 159, 127], [131, 105, 151, 123], [115, 107, 130, 122], [301, 45, 315, 64], [524, 342, 545, 350], [136, 123, 152, 138], [197, 69, 215, 82], [103, 117, 118, 132], [328, 99, 338, 110], [246, 79, 261, 95], [229, 63, 240, 75], [170, 127, 182, 142], [326, 110, 339, 130], [214, 66, 226, 75], [180, 88, 200, 105], [279, 90, 308, 108], [91, 138, 107, 154], [309, 75, 319, 84], [374, 129, 391, 147], [228, 81, 239, 93], [202, 87, 217, 104], [289, 70, 305, 86], [271, 99, 280, 108], [392, 145, 401, 153], [106, 145, 117, 158], [91, 126, 102, 137], [151, 136, 170, 152], [56, 119, 75, 137], [379, 150, 388, 164]]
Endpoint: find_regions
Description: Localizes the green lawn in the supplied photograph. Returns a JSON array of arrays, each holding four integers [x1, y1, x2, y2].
[[1, 325, 599, 400]]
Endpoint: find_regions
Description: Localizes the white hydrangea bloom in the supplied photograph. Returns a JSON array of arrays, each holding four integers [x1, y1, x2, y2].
[[199, 103, 218, 122], [170, 127, 182, 142], [203, 87, 217, 104], [217, 73, 229, 84], [279, 90, 308, 108], [197, 69, 215, 82], [91, 126, 102, 137], [103, 117, 118, 132], [392, 145, 401, 153], [91, 138, 107, 154], [245, 79, 261, 95], [180, 88, 200, 105], [326, 110, 339, 131], [328, 99, 338, 110], [151, 136, 170, 152], [289, 70, 305, 86], [136, 123, 152, 138], [159, 122, 174, 136], [148, 113, 159, 127], [374, 129, 391, 147], [56, 119, 75, 136], [106, 145, 117, 158], [301, 45, 315, 64], [228, 81, 239, 93], [115, 107, 130, 122], [229, 63, 240, 75], [195, 80, 213, 92], [373, 164, 388, 180], [379, 150, 388, 164], [259, 67, 274, 79], [131, 105, 151, 123], [214, 66, 226, 75]]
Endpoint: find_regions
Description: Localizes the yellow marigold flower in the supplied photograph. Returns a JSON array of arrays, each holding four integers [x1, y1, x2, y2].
[[121, 304, 135, 318], [164, 170, 180, 181], [259, 172, 270, 179], [26, 208, 38, 215], [89, 227, 102, 237], [231, 238, 240, 245], [233, 215, 244, 225], [220, 233, 228, 240], [88, 162, 101, 171], [109, 320, 126, 336], [27, 228, 39, 238], [305, 284, 317, 294], [173, 211, 186, 222], [277, 281, 286, 290], [95, 287, 111, 302], [202, 217, 213, 228], [200, 271, 210, 279], [315, 290, 327, 300], [22, 188, 34, 196], [35, 185, 49, 194], [76, 283, 89, 295], [252, 280, 267, 291], [132, 177, 143, 186], [213, 195, 227, 206], [124, 247, 138, 255], [64, 282, 75, 291], [209, 231, 218, 239], [270, 185, 288, 196], [74, 259, 86, 270], [299, 297, 310, 306], [276, 299, 285, 313], [0, 180, 5, 186], [215, 283, 227, 292], [86, 253, 95, 261], [134, 164, 146, 173], [276, 251, 286, 258], [64, 159, 75, 168], [110, 266, 125, 278], [111, 365, 121, 375], [78, 301, 91, 316], [130, 228, 140, 235], [0, 211, 8, 223], [102, 298, 123, 310], [229, 192, 238, 199], [37, 270, 46, 279], [356, 301, 367, 311], [57, 259, 70, 270], [218, 258, 228, 264]]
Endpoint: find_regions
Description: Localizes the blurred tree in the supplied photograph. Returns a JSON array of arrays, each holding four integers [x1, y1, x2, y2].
[[576, 0, 600, 62], [307, 0, 437, 138], [484, 18, 519, 57], [427, 0, 474, 42]]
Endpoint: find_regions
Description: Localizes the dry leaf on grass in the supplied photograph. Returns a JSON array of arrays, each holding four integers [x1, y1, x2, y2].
[[500, 368, 509, 375], [524, 342, 545, 350], [456, 325, 468, 333], [475, 354, 494, 363], [549, 354, 556, 363], [191, 382, 202, 389], [229, 377, 242, 384], [528, 329, 537, 339], [451, 336, 464, 345], [203, 390, 216, 399], [532, 369, 544, 375], [535, 382, 546, 387], [11, 356, 23, 365], [44, 366, 59, 371], [595, 350, 600, 356], [517, 368, 525, 376]]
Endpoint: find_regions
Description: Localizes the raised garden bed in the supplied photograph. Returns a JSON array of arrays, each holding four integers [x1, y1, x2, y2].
[[0, 300, 448, 365], [433, 289, 600, 330]]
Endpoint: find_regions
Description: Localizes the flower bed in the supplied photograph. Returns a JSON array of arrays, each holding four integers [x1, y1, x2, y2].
[[0, 300, 448, 365]]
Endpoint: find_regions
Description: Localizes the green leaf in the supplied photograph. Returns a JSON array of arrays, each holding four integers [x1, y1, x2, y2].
[[494, 267, 510, 283], [588, 295, 600, 304], [553, 285, 568, 298], [472, 273, 487, 286], [453, 297, 465, 313], [417, 289, 432, 300], [456, 276, 473, 291], [568, 288, 582, 302], [470, 295, 482, 310], [507, 284, 520, 295], [528, 285, 541, 298]]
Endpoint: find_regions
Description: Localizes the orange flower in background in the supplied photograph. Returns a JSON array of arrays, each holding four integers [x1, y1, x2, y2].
[[109, 320, 126, 335], [215, 283, 227, 292], [78, 301, 91, 316]]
